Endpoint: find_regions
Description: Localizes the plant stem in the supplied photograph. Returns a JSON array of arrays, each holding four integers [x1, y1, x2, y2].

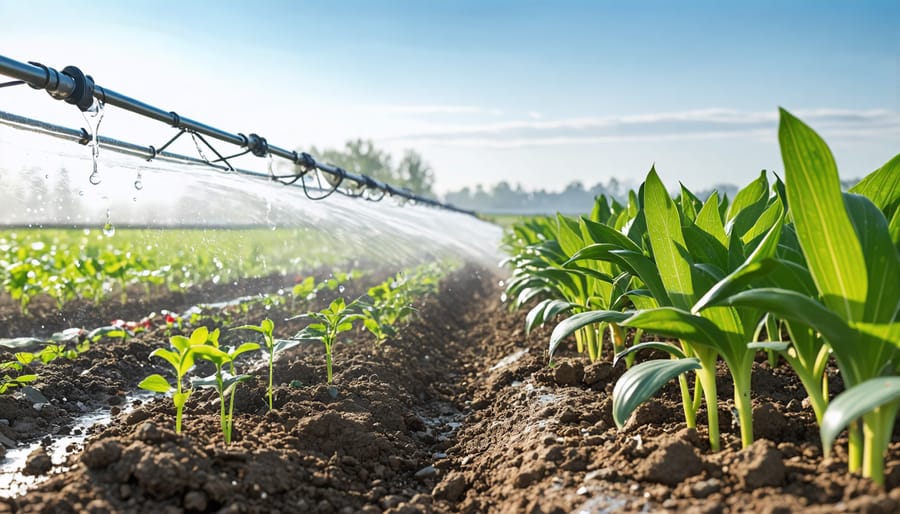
[[696, 351, 720, 452], [677, 373, 697, 429], [731, 362, 754, 449], [325, 341, 334, 384], [848, 421, 863, 474], [267, 350, 274, 410]]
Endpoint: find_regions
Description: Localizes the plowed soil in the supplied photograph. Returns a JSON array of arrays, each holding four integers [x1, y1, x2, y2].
[[1, 263, 898, 513]]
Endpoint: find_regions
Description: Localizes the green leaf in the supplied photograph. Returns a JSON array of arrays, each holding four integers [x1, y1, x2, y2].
[[612, 358, 701, 428], [820, 376, 900, 456], [779, 108, 868, 322], [849, 153, 900, 220], [149, 348, 181, 369], [192, 345, 231, 366], [644, 167, 694, 309], [139, 374, 172, 393], [15, 374, 38, 384], [701, 287, 857, 357], [261, 318, 275, 335], [843, 193, 900, 323], [622, 307, 725, 349], [170, 335, 191, 353], [613, 341, 687, 367], [549, 310, 631, 358], [189, 326, 209, 346], [526, 299, 553, 334], [15, 352, 34, 365], [231, 342, 261, 359]]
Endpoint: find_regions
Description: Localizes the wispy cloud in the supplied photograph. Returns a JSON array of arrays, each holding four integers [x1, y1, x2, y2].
[[364, 104, 484, 115], [385, 108, 900, 148]]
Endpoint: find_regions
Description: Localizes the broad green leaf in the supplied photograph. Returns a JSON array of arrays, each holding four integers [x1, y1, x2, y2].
[[701, 287, 856, 358], [580, 217, 643, 253], [192, 345, 230, 366], [622, 307, 725, 349], [612, 358, 701, 428], [820, 376, 900, 456], [139, 374, 172, 393], [526, 299, 553, 334], [556, 214, 586, 258], [15, 352, 34, 365], [694, 191, 728, 248], [231, 342, 261, 359], [234, 324, 265, 335], [890, 209, 900, 254], [149, 348, 180, 369], [844, 193, 900, 323], [692, 259, 778, 313], [15, 374, 38, 384], [189, 326, 209, 347], [726, 170, 768, 225], [779, 108, 867, 322], [261, 318, 275, 334], [644, 168, 694, 309], [170, 335, 191, 353], [549, 310, 631, 357], [543, 300, 575, 325], [612, 341, 687, 367], [849, 153, 900, 220]]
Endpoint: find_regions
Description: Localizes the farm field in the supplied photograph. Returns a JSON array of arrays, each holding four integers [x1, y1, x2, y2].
[[0, 110, 897, 514]]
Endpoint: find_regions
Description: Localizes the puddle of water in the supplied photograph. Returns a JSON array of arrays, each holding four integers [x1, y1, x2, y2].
[[490, 348, 529, 371], [0, 390, 153, 498], [572, 494, 628, 514]]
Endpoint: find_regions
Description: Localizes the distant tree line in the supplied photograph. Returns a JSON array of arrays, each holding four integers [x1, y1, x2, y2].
[[301, 139, 436, 197]]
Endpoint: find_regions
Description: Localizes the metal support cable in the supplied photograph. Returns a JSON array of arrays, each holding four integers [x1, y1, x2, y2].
[[0, 53, 475, 216]]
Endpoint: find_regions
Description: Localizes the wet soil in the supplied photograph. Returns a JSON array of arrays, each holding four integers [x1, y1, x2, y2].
[[2, 264, 899, 513]]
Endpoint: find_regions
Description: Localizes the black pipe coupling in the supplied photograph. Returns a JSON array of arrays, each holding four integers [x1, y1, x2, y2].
[[294, 152, 316, 175], [60, 66, 95, 111], [245, 133, 268, 157], [360, 174, 379, 189]]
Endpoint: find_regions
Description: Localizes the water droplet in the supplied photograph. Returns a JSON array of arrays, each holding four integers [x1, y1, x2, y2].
[[103, 222, 116, 237], [134, 179, 143, 190], [44, 174, 49, 179], [132, 196, 137, 202], [89, 171, 102, 185], [338, 285, 345, 293], [78, 190, 85, 196]]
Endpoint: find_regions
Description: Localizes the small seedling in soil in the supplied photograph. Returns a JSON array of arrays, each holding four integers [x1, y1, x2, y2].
[[292, 298, 363, 384], [139, 326, 212, 433], [0, 354, 37, 394], [192, 329, 259, 444], [234, 319, 299, 410]]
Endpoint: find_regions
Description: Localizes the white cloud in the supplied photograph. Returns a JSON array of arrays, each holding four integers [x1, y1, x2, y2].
[[385, 108, 900, 148], [364, 104, 484, 115], [528, 111, 542, 119]]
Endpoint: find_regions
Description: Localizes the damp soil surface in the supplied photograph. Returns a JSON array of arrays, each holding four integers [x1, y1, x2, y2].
[[2, 263, 899, 513]]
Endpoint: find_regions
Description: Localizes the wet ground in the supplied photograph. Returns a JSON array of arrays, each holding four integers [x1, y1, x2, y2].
[[1, 264, 899, 513]]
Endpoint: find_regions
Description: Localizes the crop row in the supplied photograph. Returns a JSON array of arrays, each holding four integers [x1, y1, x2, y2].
[[503, 109, 900, 484], [0, 228, 358, 313], [139, 260, 455, 443]]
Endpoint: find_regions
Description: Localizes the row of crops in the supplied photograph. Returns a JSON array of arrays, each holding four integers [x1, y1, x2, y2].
[[503, 110, 900, 484], [0, 228, 356, 313]]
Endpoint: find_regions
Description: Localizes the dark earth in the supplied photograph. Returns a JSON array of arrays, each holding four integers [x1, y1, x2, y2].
[[1, 263, 898, 513]]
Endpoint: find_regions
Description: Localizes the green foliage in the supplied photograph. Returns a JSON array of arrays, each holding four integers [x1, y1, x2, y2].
[[306, 139, 435, 196], [359, 262, 447, 345], [292, 298, 364, 384]]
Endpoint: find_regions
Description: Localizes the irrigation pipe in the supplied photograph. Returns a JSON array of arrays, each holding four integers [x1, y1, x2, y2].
[[0, 53, 476, 216]]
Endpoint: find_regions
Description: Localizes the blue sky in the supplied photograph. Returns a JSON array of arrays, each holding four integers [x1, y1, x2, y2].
[[0, 0, 897, 194]]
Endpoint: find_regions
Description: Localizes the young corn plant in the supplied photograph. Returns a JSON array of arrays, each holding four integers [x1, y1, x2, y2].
[[293, 298, 363, 384], [552, 168, 785, 450], [139, 326, 213, 433], [696, 110, 900, 483], [234, 319, 298, 411], [191, 328, 260, 444]]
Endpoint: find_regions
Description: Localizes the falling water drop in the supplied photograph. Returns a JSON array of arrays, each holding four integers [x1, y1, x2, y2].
[[338, 285, 345, 293], [78, 190, 85, 196], [134, 170, 143, 190], [82, 101, 105, 185], [103, 222, 116, 237]]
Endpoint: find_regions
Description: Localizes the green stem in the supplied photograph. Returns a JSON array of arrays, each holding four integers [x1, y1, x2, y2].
[[677, 373, 697, 429], [848, 421, 863, 474], [695, 351, 720, 452], [325, 342, 333, 384], [585, 327, 599, 362], [731, 361, 754, 449], [267, 348, 274, 411], [175, 380, 183, 434]]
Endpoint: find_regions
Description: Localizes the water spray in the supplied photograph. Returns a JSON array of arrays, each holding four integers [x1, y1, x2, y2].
[[0, 53, 476, 216]]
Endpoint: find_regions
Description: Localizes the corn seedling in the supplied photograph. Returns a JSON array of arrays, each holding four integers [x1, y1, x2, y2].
[[697, 110, 900, 483]]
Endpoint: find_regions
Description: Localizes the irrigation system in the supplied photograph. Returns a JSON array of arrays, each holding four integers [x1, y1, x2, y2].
[[0, 54, 476, 216]]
